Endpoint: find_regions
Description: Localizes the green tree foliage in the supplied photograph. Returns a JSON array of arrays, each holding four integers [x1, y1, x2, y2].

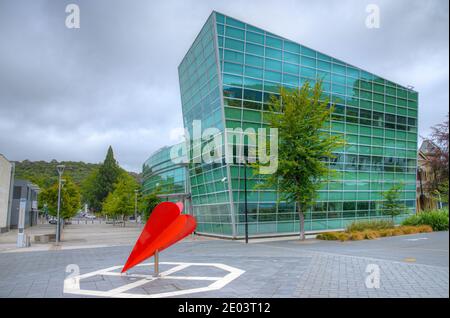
[[90, 146, 123, 212], [258, 82, 344, 240], [39, 177, 81, 219], [14, 159, 100, 189], [80, 167, 100, 212], [102, 172, 139, 221], [425, 115, 449, 205], [381, 184, 407, 222], [139, 193, 162, 221]]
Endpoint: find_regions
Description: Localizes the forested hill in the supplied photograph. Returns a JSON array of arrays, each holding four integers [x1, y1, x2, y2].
[[13, 160, 141, 189]]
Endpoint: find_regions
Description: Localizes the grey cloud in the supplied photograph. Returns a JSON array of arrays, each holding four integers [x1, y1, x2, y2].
[[0, 0, 448, 172]]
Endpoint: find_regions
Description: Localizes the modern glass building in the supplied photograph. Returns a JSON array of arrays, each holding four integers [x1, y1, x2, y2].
[[149, 11, 419, 238], [142, 144, 187, 198]]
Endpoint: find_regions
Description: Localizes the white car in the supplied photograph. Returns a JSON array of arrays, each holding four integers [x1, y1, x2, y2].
[[85, 214, 96, 219]]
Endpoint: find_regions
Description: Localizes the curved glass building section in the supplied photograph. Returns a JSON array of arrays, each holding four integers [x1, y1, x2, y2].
[[176, 11, 419, 238], [142, 144, 186, 196]]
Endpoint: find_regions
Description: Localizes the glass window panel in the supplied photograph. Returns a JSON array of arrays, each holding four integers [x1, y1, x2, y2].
[[244, 66, 263, 79], [284, 41, 300, 53], [284, 51, 299, 64], [217, 23, 224, 36], [245, 54, 263, 67], [266, 36, 282, 48], [244, 77, 263, 90], [283, 62, 299, 75], [266, 47, 282, 60], [265, 58, 282, 71], [283, 73, 299, 87], [246, 43, 264, 56], [224, 98, 242, 107], [301, 67, 316, 78], [223, 85, 243, 99], [225, 26, 245, 40], [246, 31, 264, 44], [301, 46, 316, 57], [225, 38, 244, 51], [317, 70, 331, 82], [216, 13, 225, 24], [318, 60, 331, 71], [243, 89, 262, 102], [347, 67, 359, 78], [223, 74, 243, 86], [332, 63, 346, 75], [226, 17, 245, 29], [302, 56, 316, 68], [224, 50, 244, 63], [332, 84, 346, 95], [224, 62, 243, 75], [264, 70, 282, 82]]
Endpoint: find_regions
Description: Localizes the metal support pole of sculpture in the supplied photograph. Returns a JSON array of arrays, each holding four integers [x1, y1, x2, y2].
[[154, 250, 159, 277]]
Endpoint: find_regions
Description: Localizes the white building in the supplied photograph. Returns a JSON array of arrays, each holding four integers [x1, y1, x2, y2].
[[0, 154, 15, 233]]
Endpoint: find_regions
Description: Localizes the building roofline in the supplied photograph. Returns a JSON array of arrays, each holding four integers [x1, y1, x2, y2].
[[204, 10, 417, 93], [177, 11, 216, 71]]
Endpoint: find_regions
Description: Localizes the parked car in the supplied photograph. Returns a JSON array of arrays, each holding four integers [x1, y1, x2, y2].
[[48, 218, 57, 225], [85, 214, 96, 219]]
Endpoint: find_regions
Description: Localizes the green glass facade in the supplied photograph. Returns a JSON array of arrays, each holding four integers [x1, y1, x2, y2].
[[142, 145, 186, 197], [170, 11, 419, 238]]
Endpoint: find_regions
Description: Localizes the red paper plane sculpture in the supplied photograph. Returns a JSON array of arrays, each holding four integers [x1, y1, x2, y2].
[[121, 201, 196, 273]]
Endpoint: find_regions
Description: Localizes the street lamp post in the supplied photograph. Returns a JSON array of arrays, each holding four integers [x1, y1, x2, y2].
[[56, 165, 65, 244], [244, 158, 248, 244]]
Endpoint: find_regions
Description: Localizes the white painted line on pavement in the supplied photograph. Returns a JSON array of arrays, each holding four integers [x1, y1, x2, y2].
[[63, 261, 245, 298], [405, 238, 429, 241]]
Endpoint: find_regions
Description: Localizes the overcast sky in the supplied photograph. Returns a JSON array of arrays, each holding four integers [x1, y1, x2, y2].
[[0, 0, 448, 172]]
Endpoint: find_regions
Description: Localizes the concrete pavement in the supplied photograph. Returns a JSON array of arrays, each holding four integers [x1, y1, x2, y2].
[[0, 227, 448, 298]]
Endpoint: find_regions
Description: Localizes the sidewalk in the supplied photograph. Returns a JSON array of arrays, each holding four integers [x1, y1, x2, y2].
[[0, 221, 211, 253]]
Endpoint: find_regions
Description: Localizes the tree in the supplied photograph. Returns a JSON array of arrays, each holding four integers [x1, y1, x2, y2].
[[91, 146, 122, 212], [139, 192, 161, 221], [257, 82, 344, 240], [80, 167, 99, 212], [101, 172, 139, 225], [39, 177, 81, 220], [423, 115, 449, 205], [381, 184, 407, 222]]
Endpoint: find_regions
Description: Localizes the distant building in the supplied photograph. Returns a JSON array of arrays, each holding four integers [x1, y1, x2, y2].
[[417, 140, 441, 211], [9, 179, 40, 229], [0, 154, 15, 233]]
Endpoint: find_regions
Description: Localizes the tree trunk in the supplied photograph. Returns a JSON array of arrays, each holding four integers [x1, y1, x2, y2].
[[298, 202, 305, 240]]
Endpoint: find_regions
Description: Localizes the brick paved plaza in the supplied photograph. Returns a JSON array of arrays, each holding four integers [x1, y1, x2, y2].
[[0, 224, 448, 298]]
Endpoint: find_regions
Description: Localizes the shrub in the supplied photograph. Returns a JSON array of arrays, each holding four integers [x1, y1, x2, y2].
[[378, 228, 395, 237], [402, 209, 449, 231], [349, 231, 365, 240], [416, 225, 433, 233], [317, 232, 350, 241], [400, 226, 419, 235], [316, 232, 337, 240], [363, 230, 380, 240], [336, 232, 350, 241], [346, 219, 394, 232], [316, 224, 434, 241]]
